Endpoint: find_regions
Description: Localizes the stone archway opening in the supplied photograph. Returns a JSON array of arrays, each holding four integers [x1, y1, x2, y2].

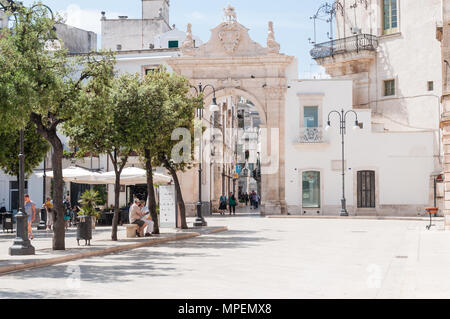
[[204, 93, 265, 215], [168, 4, 295, 215]]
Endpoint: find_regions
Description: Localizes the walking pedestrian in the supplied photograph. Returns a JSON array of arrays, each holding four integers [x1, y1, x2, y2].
[[219, 194, 227, 215], [250, 191, 256, 209], [24, 195, 36, 240], [63, 196, 72, 229], [254, 192, 260, 209], [244, 193, 249, 206], [43, 196, 53, 231], [228, 192, 237, 216]]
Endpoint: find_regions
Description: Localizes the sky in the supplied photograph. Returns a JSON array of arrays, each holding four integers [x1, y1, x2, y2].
[[20, 0, 334, 78]]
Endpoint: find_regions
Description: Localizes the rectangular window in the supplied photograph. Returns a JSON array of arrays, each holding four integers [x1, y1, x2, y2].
[[428, 81, 434, 91], [383, 0, 398, 34], [302, 171, 321, 208], [384, 79, 395, 96], [357, 171, 376, 208], [145, 67, 160, 75], [304, 106, 319, 128], [168, 40, 179, 48]]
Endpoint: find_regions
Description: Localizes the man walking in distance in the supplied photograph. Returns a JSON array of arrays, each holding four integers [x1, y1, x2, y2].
[[24, 194, 36, 240]]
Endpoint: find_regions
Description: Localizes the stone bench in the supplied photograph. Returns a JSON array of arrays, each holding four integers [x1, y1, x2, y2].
[[124, 224, 145, 238]]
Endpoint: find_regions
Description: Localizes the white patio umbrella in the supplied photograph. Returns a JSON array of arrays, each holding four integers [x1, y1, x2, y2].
[[98, 167, 172, 186], [35, 166, 104, 184]]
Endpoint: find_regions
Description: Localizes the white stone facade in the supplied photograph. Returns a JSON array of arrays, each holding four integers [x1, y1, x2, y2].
[[285, 79, 437, 216], [101, 0, 172, 51], [312, 0, 444, 215]]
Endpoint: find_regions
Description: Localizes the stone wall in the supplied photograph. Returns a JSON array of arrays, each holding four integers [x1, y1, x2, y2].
[[55, 23, 97, 54], [441, 0, 450, 229]]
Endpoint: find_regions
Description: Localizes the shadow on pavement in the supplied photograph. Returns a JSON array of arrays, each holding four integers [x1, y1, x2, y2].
[[0, 229, 272, 294]]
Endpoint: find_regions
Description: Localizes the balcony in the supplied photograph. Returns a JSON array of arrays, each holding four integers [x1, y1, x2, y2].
[[297, 128, 328, 144], [310, 34, 378, 60]]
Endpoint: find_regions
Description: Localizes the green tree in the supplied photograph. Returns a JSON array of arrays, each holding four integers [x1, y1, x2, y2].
[[0, 3, 115, 250], [133, 73, 171, 235], [0, 122, 50, 187], [65, 74, 140, 241], [153, 73, 202, 229]]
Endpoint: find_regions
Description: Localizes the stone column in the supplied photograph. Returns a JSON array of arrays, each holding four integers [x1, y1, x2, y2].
[[259, 85, 287, 215], [440, 2, 450, 229], [442, 120, 450, 229]]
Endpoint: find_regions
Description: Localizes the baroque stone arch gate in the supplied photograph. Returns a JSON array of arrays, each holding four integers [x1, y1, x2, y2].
[[168, 5, 295, 215]]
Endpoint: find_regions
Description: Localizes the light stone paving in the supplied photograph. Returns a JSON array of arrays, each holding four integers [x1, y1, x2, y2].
[[0, 212, 450, 299]]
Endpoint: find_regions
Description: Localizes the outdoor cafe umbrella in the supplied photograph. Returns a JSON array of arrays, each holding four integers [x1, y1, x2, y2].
[[98, 167, 172, 186], [36, 166, 104, 184]]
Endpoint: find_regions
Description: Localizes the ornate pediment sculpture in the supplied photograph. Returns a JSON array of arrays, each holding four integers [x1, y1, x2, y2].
[[218, 5, 241, 55], [181, 23, 195, 56], [267, 21, 280, 55], [219, 23, 241, 55]]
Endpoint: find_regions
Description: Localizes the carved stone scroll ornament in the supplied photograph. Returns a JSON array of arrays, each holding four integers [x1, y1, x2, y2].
[[267, 21, 280, 55], [181, 23, 195, 56], [218, 23, 241, 55]]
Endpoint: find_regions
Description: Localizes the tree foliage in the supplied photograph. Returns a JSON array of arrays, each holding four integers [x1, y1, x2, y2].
[[0, 2, 115, 250], [64, 73, 142, 241], [152, 72, 202, 229], [0, 122, 50, 180]]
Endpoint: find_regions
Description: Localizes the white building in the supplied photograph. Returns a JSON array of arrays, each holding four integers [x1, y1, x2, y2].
[[0, 1, 441, 219], [101, 0, 201, 52], [307, 0, 444, 215], [285, 79, 437, 216]]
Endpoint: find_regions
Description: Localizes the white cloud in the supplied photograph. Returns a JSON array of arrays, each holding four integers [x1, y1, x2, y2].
[[186, 11, 206, 21]]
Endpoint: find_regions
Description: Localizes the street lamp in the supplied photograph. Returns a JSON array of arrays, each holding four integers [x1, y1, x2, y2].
[[193, 83, 218, 227], [325, 109, 361, 217], [2, 0, 55, 255]]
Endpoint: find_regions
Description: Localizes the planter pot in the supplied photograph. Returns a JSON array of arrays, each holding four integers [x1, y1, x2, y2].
[[76, 216, 92, 246]]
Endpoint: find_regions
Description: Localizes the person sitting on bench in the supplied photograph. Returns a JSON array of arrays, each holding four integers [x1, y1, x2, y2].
[[139, 200, 154, 237], [129, 199, 146, 237]]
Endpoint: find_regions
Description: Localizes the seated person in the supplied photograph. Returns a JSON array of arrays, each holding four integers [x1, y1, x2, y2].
[[129, 199, 146, 237], [139, 200, 154, 237]]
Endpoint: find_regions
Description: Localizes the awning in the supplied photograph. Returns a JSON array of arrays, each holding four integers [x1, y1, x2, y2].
[[35, 166, 104, 184], [99, 167, 172, 186], [36, 166, 172, 186]]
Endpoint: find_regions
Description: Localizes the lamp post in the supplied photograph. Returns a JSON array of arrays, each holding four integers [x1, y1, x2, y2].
[[193, 83, 218, 227], [325, 109, 361, 217], [2, 0, 55, 255]]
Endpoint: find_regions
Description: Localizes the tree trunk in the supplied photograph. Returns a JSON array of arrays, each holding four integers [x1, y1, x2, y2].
[[30, 114, 65, 250], [49, 136, 65, 250], [108, 152, 128, 241], [144, 148, 159, 234], [111, 173, 120, 241], [166, 162, 188, 229]]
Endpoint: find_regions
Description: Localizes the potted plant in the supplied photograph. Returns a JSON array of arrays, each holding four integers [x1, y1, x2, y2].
[[76, 189, 101, 245]]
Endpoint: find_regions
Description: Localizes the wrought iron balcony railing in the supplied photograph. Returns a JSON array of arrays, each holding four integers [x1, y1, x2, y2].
[[310, 34, 378, 59], [298, 127, 327, 144]]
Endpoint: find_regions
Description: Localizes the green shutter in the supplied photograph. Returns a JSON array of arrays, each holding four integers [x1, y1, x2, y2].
[[168, 40, 179, 48]]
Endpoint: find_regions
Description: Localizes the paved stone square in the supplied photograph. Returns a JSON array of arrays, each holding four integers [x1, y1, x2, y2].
[[1, 210, 450, 299]]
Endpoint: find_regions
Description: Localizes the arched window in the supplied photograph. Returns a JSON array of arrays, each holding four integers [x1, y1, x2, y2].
[[302, 171, 321, 208]]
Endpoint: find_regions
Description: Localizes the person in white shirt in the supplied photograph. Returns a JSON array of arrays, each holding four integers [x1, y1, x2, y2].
[[129, 199, 146, 237], [139, 200, 154, 237]]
